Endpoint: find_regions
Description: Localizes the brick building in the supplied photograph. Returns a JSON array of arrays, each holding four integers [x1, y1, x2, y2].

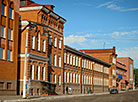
[[18, 0, 66, 95], [0, 0, 20, 95], [116, 61, 127, 91], [80, 47, 117, 88], [64, 45, 111, 94], [117, 57, 134, 89]]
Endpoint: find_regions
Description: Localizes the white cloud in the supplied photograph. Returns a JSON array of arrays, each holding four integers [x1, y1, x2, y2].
[[117, 45, 138, 68], [96, 1, 138, 12], [96, 1, 113, 8]]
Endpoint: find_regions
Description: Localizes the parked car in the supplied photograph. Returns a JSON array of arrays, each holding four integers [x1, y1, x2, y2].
[[110, 89, 118, 94]]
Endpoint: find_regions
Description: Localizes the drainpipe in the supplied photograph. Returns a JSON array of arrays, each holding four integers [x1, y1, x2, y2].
[[23, 31, 29, 98]]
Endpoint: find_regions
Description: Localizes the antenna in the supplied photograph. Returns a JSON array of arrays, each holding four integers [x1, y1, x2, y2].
[[103, 42, 106, 49]]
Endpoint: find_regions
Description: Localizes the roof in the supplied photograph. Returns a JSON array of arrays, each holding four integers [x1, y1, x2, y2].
[[64, 45, 111, 67], [20, 0, 66, 22]]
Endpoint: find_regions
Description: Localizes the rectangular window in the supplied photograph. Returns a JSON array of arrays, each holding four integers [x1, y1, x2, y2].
[[37, 36, 40, 51], [7, 50, 11, 61], [7, 82, 12, 90], [8, 28, 11, 40], [49, 35, 52, 45], [67, 72, 69, 83], [9, 7, 12, 19], [64, 53, 66, 63], [42, 40, 46, 52], [78, 57, 80, 67], [1, 3, 5, 16], [0, 25, 4, 38], [64, 72, 66, 83], [0, 82, 4, 89], [36, 66, 40, 80], [73, 56, 75, 66], [76, 74, 77, 83], [59, 56, 61, 67], [31, 36, 35, 49], [54, 37, 57, 47], [54, 54, 57, 66], [58, 39, 61, 49], [78, 74, 80, 83], [30, 65, 34, 80], [73, 73, 75, 83], [67, 54, 69, 64], [54, 74, 56, 83], [0, 48, 3, 59], [48, 73, 51, 82], [70, 55, 72, 65], [42, 67, 45, 80], [76, 57, 78, 66], [58, 75, 61, 85], [48, 53, 51, 65], [70, 73, 72, 83]]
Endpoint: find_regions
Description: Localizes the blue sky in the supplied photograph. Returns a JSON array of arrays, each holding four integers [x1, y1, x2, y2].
[[35, 0, 138, 68]]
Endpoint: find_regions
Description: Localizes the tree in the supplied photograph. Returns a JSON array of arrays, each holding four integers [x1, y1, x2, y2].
[[134, 68, 138, 88]]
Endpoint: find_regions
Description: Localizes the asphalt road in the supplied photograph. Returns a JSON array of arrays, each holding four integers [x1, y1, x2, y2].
[[34, 90, 138, 102]]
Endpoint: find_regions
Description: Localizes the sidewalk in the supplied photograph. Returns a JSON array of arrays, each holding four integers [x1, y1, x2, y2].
[[1, 89, 138, 102]]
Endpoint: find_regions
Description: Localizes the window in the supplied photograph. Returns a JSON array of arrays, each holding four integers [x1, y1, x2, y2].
[[64, 72, 66, 83], [31, 36, 35, 49], [70, 73, 72, 83], [64, 53, 66, 63], [37, 34, 40, 51], [7, 82, 12, 90], [48, 73, 51, 82], [70, 55, 72, 65], [36, 66, 40, 80], [76, 57, 78, 66], [73, 56, 75, 66], [0, 25, 4, 38], [0, 82, 4, 89], [54, 54, 57, 66], [54, 37, 57, 47], [0, 48, 3, 59], [67, 72, 69, 83], [58, 75, 61, 85], [48, 53, 51, 65], [42, 40, 46, 52], [9, 7, 12, 19], [42, 67, 45, 80], [78, 57, 80, 67], [30, 65, 34, 80], [54, 74, 56, 83], [112, 57, 116, 64], [78, 74, 80, 83], [58, 39, 61, 49], [7, 50, 11, 61], [58, 56, 61, 67], [8, 28, 11, 40], [1, 2, 5, 16], [49, 35, 52, 45], [76, 74, 78, 83], [82, 59, 83, 68], [67, 54, 69, 64], [73, 73, 75, 83]]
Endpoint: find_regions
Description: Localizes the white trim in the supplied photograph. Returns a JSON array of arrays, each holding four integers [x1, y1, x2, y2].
[[59, 18, 66, 23], [20, 21, 29, 26], [50, 12, 59, 19], [19, 6, 43, 11]]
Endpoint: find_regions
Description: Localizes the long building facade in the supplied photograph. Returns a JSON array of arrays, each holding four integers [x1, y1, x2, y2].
[[0, 0, 20, 95]]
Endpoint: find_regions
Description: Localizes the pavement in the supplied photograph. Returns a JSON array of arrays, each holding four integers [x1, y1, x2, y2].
[[0, 89, 138, 102]]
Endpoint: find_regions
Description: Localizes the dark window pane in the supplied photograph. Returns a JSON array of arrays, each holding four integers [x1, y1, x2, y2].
[[1, 3, 4, 16], [0, 48, 3, 59], [8, 28, 11, 40], [9, 7, 12, 19], [1, 26, 4, 37], [8, 50, 10, 61]]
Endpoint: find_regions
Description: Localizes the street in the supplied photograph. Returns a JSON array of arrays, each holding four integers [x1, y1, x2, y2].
[[34, 90, 138, 102]]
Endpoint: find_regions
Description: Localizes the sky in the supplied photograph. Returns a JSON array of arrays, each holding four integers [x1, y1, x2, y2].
[[35, 0, 138, 68]]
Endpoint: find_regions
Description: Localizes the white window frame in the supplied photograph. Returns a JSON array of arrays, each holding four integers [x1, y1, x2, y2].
[[59, 56, 61, 67], [42, 67, 45, 80], [64, 53, 66, 63], [30, 65, 34, 80], [54, 37, 57, 47], [70, 55, 72, 65], [58, 39, 61, 49], [42, 40, 46, 52], [67, 54, 69, 64], [54, 54, 57, 66], [31, 36, 35, 49], [73, 56, 75, 66], [76, 57, 78, 66]]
